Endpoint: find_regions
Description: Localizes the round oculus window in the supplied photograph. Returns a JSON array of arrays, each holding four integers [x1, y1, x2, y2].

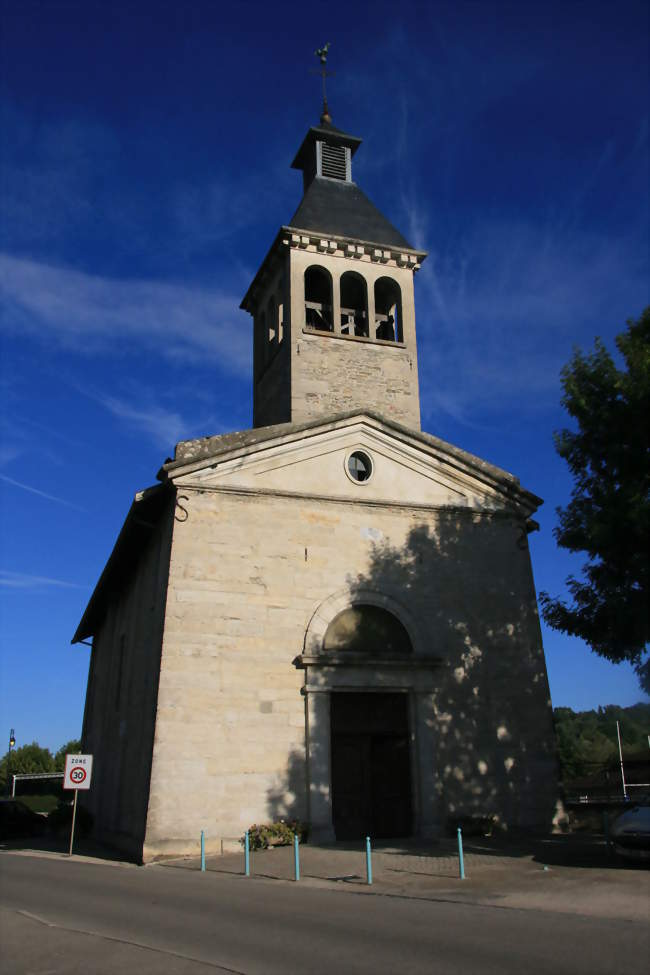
[[347, 450, 373, 483]]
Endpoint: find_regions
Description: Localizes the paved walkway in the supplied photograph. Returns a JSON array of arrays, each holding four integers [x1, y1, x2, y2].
[[3, 832, 648, 922], [159, 834, 650, 922]]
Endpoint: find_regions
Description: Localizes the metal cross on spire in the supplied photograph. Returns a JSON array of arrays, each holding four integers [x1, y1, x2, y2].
[[313, 42, 334, 124]]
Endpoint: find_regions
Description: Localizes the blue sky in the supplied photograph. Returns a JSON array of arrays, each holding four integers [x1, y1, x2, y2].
[[1, 0, 648, 753]]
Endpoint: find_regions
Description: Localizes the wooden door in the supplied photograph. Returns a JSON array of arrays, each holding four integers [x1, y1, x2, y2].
[[330, 693, 412, 840]]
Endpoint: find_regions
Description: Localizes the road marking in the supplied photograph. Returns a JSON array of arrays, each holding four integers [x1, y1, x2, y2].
[[10, 909, 248, 973], [16, 908, 58, 927]]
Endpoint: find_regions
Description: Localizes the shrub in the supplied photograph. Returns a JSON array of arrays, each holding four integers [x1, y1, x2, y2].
[[0, 799, 48, 838], [447, 813, 496, 837], [241, 819, 308, 850], [16, 794, 60, 815]]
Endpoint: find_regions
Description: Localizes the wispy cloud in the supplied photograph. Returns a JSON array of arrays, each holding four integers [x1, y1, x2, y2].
[[0, 99, 285, 273], [0, 473, 86, 511], [0, 569, 87, 590], [90, 392, 189, 449], [409, 213, 648, 427], [0, 445, 23, 466], [0, 105, 122, 250], [319, 25, 647, 432], [171, 181, 261, 253], [383, 66, 648, 428], [70, 381, 235, 450], [0, 411, 88, 473], [5, 414, 90, 451], [0, 254, 251, 373]]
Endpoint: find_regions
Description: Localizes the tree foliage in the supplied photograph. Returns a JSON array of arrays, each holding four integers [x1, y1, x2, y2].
[[53, 740, 82, 771], [553, 702, 650, 781], [0, 742, 54, 789], [0, 738, 81, 789], [540, 309, 650, 691]]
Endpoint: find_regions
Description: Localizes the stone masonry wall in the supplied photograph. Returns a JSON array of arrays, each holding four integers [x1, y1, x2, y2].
[[143, 488, 557, 859], [252, 254, 291, 428], [287, 247, 421, 431], [254, 340, 291, 427], [291, 331, 419, 429], [81, 499, 174, 860]]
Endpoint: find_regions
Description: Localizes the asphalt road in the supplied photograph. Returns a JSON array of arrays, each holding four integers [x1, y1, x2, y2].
[[0, 853, 647, 974]]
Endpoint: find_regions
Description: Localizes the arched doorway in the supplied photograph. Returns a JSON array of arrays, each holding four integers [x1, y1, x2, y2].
[[324, 605, 413, 840]]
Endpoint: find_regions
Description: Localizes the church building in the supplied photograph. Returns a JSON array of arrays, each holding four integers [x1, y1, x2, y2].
[[74, 101, 558, 862]]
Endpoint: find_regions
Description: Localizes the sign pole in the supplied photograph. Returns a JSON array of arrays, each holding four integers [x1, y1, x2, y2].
[[616, 720, 627, 800], [69, 790, 79, 856], [63, 753, 93, 856]]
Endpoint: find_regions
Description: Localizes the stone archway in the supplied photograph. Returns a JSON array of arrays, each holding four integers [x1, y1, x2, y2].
[[303, 587, 426, 657], [298, 588, 440, 842]]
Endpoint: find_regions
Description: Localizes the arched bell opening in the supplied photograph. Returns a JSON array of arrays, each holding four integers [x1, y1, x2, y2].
[[340, 271, 369, 337], [374, 277, 402, 342], [266, 295, 278, 346], [304, 265, 333, 332], [276, 291, 284, 344]]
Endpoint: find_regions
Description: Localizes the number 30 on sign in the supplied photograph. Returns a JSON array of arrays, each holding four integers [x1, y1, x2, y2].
[[63, 754, 93, 790]]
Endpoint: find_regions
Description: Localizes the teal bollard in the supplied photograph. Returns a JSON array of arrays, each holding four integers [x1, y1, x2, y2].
[[457, 827, 465, 880], [294, 833, 300, 881], [245, 830, 250, 877], [366, 836, 373, 885], [200, 830, 206, 872]]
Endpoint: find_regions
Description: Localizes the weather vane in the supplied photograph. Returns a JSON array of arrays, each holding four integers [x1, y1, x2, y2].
[[313, 42, 334, 124]]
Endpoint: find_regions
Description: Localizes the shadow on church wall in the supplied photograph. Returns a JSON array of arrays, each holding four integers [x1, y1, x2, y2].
[[267, 510, 560, 838]]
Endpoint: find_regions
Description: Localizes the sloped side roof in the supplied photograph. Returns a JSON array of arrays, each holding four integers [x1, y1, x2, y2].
[[72, 485, 172, 643], [288, 177, 414, 250]]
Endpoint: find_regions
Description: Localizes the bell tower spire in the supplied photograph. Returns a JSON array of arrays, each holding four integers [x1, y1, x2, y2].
[[241, 76, 427, 431], [314, 42, 333, 124]]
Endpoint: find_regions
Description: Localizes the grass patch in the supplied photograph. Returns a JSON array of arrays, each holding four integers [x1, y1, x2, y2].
[[16, 794, 60, 814]]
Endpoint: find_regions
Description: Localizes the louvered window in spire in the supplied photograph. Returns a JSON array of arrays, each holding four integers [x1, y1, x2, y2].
[[320, 142, 350, 181]]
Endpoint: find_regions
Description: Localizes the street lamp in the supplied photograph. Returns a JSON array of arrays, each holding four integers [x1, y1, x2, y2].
[[7, 728, 16, 797]]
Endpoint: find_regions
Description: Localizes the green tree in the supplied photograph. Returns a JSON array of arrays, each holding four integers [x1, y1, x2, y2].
[[553, 703, 650, 784], [0, 742, 55, 790], [53, 740, 82, 771], [540, 309, 650, 691]]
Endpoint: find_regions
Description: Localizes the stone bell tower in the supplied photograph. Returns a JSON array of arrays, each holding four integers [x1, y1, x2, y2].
[[241, 111, 427, 431]]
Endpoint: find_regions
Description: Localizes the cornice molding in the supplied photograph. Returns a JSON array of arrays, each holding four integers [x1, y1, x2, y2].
[[282, 226, 423, 271]]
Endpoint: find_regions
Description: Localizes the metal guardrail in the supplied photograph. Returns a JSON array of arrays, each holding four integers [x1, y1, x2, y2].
[[11, 772, 64, 797]]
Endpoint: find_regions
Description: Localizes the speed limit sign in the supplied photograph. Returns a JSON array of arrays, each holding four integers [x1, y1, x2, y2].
[[63, 754, 93, 791]]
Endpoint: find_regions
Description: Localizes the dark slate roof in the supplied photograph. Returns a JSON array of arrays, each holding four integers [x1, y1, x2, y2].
[[287, 177, 414, 250]]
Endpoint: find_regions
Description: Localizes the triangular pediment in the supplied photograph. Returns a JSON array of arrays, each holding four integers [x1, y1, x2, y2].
[[164, 414, 540, 517]]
